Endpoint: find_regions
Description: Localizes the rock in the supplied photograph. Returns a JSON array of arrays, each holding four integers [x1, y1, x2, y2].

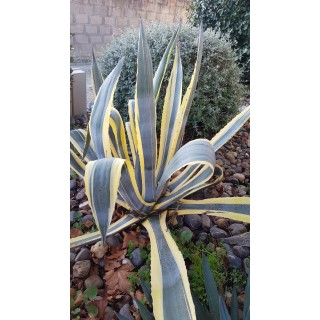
[[70, 252, 76, 264], [178, 226, 193, 236], [73, 260, 91, 278], [233, 173, 245, 183], [76, 187, 86, 200], [210, 227, 228, 239], [236, 185, 247, 196], [222, 232, 250, 247], [235, 166, 243, 173], [104, 306, 115, 320], [75, 248, 91, 262], [223, 183, 234, 196], [82, 215, 94, 224], [197, 232, 208, 242], [243, 170, 250, 178], [215, 218, 229, 229], [225, 177, 239, 185], [70, 212, 76, 224], [122, 258, 131, 265], [70, 199, 79, 207], [98, 259, 105, 268], [233, 246, 250, 259], [243, 258, 250, 274], [241, 162, 250, 169], [206, 242, 216, 252], [222, 243, 233, 254], [130, 248, 145, 267], [84, 275, 104, 289], [119, 303, 134, 320], [91, 241, 108, 259], [227, 253, 242, 269], [106, 235, 122, 248], [184, 215, 202, 230], [169, 215, 184, 228], [70, 179, 77, 189], [216, 159, 224, 166], [243, 222, 250, 231], [229, 223, 247, 236], [225, 168, 236, 176], [225, 151, 237, 160], [201, 215, 211, 232]]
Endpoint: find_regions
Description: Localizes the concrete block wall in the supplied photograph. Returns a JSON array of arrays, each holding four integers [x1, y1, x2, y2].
[[70, 0, 189, 59]]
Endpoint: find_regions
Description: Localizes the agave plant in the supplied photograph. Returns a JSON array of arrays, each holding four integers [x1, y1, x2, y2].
[[70, 21, 250, 320]]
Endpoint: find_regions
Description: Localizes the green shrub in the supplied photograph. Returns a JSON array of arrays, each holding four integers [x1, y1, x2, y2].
[[99, 23, 244, 139], [187, 0, 250, 83]]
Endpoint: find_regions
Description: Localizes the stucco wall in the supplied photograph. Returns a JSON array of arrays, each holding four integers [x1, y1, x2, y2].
[[70, 0, 189, 59]]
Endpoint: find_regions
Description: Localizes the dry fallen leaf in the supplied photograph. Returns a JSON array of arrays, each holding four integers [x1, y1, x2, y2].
[[104, 264, 135, 294], [70, 227, 83, 238], [87, 298, 108, 319], [122, 231, 140, 248]]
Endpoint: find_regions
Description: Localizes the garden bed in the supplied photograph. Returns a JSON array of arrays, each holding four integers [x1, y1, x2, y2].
[[70, 120, 250, 319]]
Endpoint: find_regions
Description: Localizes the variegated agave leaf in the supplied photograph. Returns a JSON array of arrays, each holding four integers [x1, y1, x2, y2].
[[70, 20, 250, 320]]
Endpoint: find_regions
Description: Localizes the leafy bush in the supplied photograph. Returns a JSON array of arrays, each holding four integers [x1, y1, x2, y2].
[[187, 0, 250, 83], [99, 23, 244, 139]]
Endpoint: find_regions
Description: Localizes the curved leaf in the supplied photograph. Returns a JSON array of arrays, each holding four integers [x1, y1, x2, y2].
[[70, 214, 140, 248], [91, 49, 104, 97], [134, 20, 157, 202], [142, 212, 196, 320], [210, 106, 250, 151], [84, 158, 125, 243], [89, 57, 125, 159]]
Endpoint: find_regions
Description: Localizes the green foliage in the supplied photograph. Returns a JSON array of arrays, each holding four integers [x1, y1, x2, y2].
[[172, 230, 227, 303], [128, 244, 151, 291], [100, 23, 244, 139], [84, 286, 98, 301], [187, 0, 250, 83]]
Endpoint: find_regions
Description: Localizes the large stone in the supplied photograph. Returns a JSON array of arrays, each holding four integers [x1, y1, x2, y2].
[[184, 215, 202, 230], [76, 187, 86, 200], [233, 173, 245, 183], [119, 304, 134, 320], [201, 215, 211, 231], [70, 199, 79, 207], [233, 246, 250, 259], [70, 252, 76, 264], [106, 235, 122, 248], [215, 218, 229, 229], [210, 227, 228, 239], [130, 248, 145, 268], [75, 248, 91, 262], [235, 166, 243, 173], [227, 253, 242, 269], [84, 275, 104, 289], [197, 232, 208, 242], [222, 232, 250, 247], [222, 243, 233, 254], [82, 215, 94, 224], [70, 179, 77, 189], [73, 260, 91, 278], [236, 185, 247, 196], [229, 223, 247, 236]]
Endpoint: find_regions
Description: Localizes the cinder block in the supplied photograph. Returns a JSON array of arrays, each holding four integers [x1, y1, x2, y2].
[[99, 25, 112, 35], [71, 24, 84, 34], [90, 35, 103, 43], [112, 7, 124, 17], [71, 69, 87, 117], [90, 15, 103, 24], [93, 5, 108, 15], [103, 35, 113, 43], [158, 4, 170, 14], [85, 25, 98, 34], [124, 8, 137, 18], [81, 5, 94, 15], [116, 17, 128, 27], [75, 14, 88, 24], [75, 34, 89, 43], [104, 16, 116, 25]]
